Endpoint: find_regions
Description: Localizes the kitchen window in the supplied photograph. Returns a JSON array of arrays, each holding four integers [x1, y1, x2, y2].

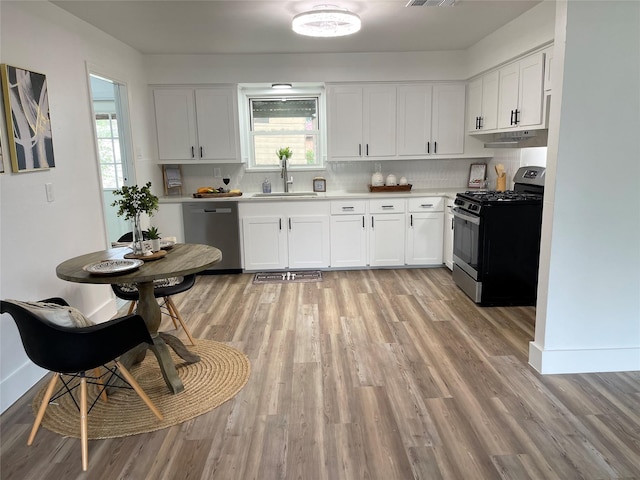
[[241, 85, 326, 170]]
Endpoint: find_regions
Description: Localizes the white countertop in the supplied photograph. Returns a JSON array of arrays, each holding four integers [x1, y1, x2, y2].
[[160, 188, 463, 203]]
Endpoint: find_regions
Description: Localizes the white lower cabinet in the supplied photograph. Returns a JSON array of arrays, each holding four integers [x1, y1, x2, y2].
[[369, 198, 406, 267], [288, 215, 331, 269], [241, 215, 287, 270], [405, 197, 444, 266], [330, 200, 368, 268], [240, 202, 330, 271]]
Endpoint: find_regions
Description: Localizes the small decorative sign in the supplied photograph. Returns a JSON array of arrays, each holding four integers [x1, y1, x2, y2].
[[468, 163, 487, 188]]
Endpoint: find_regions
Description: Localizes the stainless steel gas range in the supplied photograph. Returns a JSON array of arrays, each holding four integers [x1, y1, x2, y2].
[[452, 166, 545, 306]]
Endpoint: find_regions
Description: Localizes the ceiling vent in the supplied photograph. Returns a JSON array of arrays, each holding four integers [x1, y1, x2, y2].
[[405, 0, 456, 6]]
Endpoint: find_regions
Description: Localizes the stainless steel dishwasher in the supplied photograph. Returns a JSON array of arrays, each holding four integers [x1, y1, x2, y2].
[[182, 202, 242, 273]]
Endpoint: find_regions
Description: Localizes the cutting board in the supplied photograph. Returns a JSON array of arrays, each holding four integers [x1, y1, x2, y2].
[[192, 192, 243, 198]]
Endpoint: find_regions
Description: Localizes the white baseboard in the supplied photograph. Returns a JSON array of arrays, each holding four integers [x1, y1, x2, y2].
[[0, 361, 46, 414], [529, 341, 640, 374]]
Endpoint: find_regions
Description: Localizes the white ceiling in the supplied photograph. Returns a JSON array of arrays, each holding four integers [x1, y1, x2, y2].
[[51, 0, 542, 55]]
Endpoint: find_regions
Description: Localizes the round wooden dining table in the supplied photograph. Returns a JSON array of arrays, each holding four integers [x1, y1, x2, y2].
[[56, 243, 221, 394]]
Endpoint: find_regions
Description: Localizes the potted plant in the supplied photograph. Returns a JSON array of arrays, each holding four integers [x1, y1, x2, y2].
[[111, 182, 159, 255], [147, 226, 161, 252]]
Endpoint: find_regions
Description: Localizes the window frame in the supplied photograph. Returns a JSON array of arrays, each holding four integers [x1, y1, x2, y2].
[[239, 84, 327, 172]]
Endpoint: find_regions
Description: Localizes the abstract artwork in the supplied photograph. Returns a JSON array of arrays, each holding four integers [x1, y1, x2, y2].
[[1, 64, 55, 172]]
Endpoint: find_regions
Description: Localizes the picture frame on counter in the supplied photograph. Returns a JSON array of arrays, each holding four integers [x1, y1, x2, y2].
[[312, 176, 326, 192], [162, 165, 183, 196], [468, 163, 487, 188]]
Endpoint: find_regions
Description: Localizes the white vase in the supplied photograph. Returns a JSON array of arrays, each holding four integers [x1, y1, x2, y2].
[[150, 239, 161, 252]]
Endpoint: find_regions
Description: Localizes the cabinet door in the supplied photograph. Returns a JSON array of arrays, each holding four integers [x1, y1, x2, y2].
[[194, 88, 239, 161], [153, 203, 185, 242], [330, 215, 368, 268], [327, 86, 363, 159], [517, 52, 544, 127], [497, 63, 520, 129], [363, 86, 396, 157], [288, 215, 330, 269], [242, 216, 287, 270], [481, 71, 499, 131], [406, 212, 444, 266], [153, 89, 197, 160], [431, 84, 465, 155], [397, 85, 432, 155], [369, 214, 405, 267], [467, 78, 483, 133]]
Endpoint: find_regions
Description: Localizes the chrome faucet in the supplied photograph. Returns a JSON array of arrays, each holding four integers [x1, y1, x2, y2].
[[281, 157, 294, 192]]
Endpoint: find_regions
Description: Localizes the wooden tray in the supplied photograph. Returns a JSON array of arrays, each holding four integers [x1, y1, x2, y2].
[[368, 184, 412, 192], [124, 250, 167, 261], [192, 192, 243, 198]]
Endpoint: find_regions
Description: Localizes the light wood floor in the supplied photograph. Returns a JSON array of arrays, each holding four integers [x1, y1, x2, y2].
[[2, 268, 639, 479]]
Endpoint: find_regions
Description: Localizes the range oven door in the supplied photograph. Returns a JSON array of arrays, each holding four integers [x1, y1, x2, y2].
[[452, 207, 481, 280]]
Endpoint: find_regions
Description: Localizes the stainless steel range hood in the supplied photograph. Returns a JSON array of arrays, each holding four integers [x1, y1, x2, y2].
[[483, 130, 548, 148]]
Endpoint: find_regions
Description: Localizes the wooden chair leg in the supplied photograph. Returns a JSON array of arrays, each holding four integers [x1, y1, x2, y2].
[[113, 360, 163, 420], [127, 301, 136, 315], [166, 297, 196, 346], [28, 373, 59, 446], [80, 374, 88, 471], [93, 367, 108, 403], [164, 299, 179, 329]]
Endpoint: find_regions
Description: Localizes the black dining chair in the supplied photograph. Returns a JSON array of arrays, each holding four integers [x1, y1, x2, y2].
[[0, 297, 163, 471], [112, 232, 197, 345]]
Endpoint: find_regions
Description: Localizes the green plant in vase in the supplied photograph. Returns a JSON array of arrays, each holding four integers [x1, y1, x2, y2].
[[146, 225, 161, 252], [111, 182, 159, 255]]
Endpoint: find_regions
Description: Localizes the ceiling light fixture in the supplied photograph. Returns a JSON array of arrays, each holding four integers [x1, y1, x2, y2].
[[292, 5, 361, 38], [272, 83, 293, 89]]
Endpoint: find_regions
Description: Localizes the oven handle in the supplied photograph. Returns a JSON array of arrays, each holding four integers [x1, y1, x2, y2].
[[452, 207, 480, 225]]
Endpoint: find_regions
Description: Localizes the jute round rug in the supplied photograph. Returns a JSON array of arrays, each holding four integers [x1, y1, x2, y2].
[[32, 339, 250, 439]]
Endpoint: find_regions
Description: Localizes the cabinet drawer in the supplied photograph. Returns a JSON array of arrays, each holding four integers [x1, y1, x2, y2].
[[369, 198, 406, 214], [331, 200, 367, 215], [408, 197, 444, 212]]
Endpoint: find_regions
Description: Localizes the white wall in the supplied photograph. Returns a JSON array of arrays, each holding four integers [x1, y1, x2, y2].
[[0, 1, 152, 412], [465, 1, 556, 78], [530, 0, 640, 373]]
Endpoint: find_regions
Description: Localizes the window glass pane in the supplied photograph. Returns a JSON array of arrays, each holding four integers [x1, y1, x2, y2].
[[98, 139, 114, 163], [249, 96, 320, 167], [111, 116, 119, 138], [253, 134, 317, 166], [95, 118, 112, 138], [100, 164, 117, 189]]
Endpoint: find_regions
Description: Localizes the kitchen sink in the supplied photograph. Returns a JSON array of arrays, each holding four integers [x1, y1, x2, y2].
[[252, 192, 318, 198]]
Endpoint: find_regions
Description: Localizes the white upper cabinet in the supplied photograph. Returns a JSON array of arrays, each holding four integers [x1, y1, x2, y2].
[[327, 84, 396, 160], [397, 84, 465, 156], [430, 84, 466, 155], [153, 86, 240, 163], [329, 82, 466, 160], [397, 85, 432, 156], [467, 71, 499, 133], [497, 52, 545, 130]]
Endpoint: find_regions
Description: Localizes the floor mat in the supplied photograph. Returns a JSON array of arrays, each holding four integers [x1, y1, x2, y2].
[[253, 271, 323, 284]]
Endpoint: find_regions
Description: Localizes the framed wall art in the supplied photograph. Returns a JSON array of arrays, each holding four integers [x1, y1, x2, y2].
[[1, 64, 55, 172]]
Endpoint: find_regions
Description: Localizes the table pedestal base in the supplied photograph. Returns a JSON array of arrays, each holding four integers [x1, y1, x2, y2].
[[116, 333, 200, 394]]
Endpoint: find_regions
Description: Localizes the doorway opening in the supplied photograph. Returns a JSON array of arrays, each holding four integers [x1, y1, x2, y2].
[[88, 73, 136, 243]]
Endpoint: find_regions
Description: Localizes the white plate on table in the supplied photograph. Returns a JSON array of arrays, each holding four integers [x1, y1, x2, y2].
[[160, 240, 175, 250], [83, 259, 144, 275]]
